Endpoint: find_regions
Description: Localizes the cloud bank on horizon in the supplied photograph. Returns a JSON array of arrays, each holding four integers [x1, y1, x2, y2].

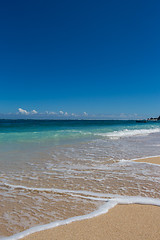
[[17, 108, 88, 118], [0, 108, 144, 120]]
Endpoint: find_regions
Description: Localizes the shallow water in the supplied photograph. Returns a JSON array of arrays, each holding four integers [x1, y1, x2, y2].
[[1, 120, 160, 238]]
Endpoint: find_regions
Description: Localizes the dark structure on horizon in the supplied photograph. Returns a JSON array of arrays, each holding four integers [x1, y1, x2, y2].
[[147, 116, 160, 121], [136, 116, 160, 123]]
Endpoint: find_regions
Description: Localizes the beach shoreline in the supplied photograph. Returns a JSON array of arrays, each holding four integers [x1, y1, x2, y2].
[[22, 203, 160, 240], [134, 156, 160, 165], [18, 156, 160, 240]]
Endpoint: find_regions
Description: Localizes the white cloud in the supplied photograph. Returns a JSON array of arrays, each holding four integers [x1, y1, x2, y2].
[[18, 108, 38, 115], [59, 111, 64, 115], [64, 112, 68, 116], [45, 111, 56, 115], [18, 108, 29, 115], [31, 110, 38, 114], [49, 111, 56, 115], [83, 112, 88, 116]]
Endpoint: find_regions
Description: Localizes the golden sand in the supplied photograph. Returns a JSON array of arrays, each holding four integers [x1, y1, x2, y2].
[[22, 156, 160, 240], [22, 204, 160, 240], [134, 156, 160, 165]]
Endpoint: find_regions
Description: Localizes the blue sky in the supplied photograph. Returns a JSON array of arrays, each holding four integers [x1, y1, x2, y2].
[[0, 0, 160, 119]]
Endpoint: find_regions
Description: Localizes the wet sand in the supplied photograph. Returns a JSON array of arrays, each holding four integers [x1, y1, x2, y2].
[[23, 157, 160, 240], [22, 204, 160, 240], [22, 156, 160, 240]]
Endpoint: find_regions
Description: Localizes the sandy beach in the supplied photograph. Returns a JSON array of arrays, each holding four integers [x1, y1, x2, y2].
[[134, 156, 160, 165], [22, 204, 160, 240], [21, 157, 160, 240]]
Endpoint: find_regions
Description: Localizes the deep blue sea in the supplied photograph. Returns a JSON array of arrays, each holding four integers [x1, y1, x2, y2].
[[1, 120, 160, 238]]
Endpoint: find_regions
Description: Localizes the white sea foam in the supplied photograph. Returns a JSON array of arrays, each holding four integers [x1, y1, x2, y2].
[[1, 182, 122, 198], [2, 196, 160, 240], [95, 128, 160, 139]]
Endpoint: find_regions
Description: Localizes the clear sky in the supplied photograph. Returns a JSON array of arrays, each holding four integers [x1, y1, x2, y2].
[[0, 0, 160, 119]]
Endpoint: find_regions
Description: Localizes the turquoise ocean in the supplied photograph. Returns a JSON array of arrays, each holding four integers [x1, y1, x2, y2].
[[1, 120, 160, 239]]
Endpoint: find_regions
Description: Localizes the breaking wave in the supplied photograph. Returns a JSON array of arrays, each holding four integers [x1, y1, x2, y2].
[[95, 128, 160, 139]]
